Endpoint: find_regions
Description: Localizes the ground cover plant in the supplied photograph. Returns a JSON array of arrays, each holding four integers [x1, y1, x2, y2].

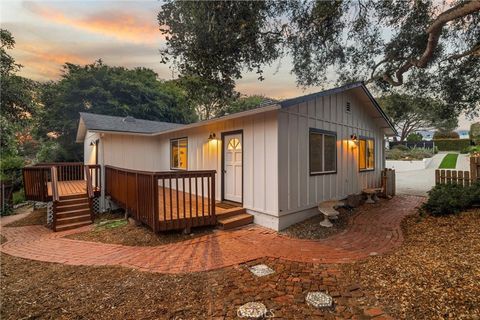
[[386, 146, 434, 161], [423, 182, 480, 216], [438, 153, 459, 168]]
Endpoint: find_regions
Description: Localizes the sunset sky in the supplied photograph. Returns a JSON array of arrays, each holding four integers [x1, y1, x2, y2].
[[1, 0, 477, 128]]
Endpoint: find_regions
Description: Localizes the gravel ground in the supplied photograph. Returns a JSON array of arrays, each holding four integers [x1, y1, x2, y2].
[[280, 207, 355, 240], [343, 209, 480, 319], [4, 207, 47, 227], [67, 212, 215, 246], [0, 253, 383, 320]]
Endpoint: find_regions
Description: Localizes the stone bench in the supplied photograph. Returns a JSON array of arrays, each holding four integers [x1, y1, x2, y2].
[[318, 200, 344, 228], [362, 188, 383, 204]]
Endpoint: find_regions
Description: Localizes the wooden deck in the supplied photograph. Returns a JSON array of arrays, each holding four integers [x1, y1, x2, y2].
[[47, 180, 87, 197], [158, 187, 239, 221]]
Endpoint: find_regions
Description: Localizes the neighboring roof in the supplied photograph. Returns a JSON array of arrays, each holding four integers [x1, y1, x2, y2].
[[76, 112, 184, 142], [76, 82, 396, 142]]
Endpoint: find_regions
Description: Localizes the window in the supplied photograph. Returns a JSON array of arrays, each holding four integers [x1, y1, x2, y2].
[[359, 137, 375, 171], [170, 138, 188, 170], [309, 128, 337, 175]]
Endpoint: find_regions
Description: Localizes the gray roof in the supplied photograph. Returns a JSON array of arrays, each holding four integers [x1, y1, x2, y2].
[[79, 112, 184, 134]]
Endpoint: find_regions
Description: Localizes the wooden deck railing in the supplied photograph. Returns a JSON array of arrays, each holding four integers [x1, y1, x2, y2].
[[105, 166, 216, 232], [50, 166, 60, 231], [23, 163, 101, 201], [84, 165, 100, 222]]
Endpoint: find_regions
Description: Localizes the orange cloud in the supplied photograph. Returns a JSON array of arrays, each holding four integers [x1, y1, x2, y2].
[[26, 3, 160, 43]]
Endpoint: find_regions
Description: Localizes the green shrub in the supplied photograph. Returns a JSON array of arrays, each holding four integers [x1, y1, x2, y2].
[[424, 182, 480, 215], [434, 139, 471, 151], [470, 122, 480, 145], [433, 131, 460, 139], [407, 133, 423, 142], [392, 144, 409, 151], [13, 189, 25, 205], [386, 147, 434, 160]]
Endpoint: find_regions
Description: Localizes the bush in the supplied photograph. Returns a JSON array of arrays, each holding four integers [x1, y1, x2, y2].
[[13, 189, 25, 205], [434, 139, 471, 151], [424, 182, 480, 215], [392, 144, 409, 151], [433, 131, 460, 139], [386, 147, 434, 160], [406, 133, 423, 142], [471, 122, 480, 145]]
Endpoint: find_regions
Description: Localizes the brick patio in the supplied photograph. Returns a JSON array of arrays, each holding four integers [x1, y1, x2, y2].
[[0, 196, 423, 273]]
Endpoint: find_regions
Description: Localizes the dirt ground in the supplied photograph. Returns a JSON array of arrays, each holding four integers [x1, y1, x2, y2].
[[4, 207, 47, 227], [67, 211, 215, 246], [343, 209, 480, 319], [280, 207, 355, 240], [0, 253, 378, 320]]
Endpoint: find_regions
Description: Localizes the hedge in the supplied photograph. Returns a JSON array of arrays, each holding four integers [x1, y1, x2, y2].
[[471, 122, 480, 145], [433, 139, 471, 151]]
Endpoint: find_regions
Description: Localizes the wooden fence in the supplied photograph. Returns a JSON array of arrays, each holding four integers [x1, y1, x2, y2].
[[435, 170, 474, 187], [105, 166, 216, 232]]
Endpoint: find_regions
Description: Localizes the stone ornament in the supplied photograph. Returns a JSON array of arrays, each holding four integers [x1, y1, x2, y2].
[[248, 264, 275, 277], [306, 291, 333, 308]]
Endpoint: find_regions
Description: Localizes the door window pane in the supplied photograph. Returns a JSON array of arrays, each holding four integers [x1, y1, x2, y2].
[[359, 137, 374, 171], [171, 138, 188, 170]]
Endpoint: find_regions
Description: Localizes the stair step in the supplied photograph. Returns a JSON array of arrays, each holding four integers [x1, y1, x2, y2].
[[216, 207, 246, 219], [56, 214, 92, 226], [56, 203, 89, 212], [60, 193, 88, 200], [217, 213, 253, 230], [57, 197, 89, 205], [55, 220, 92, 232], [56, 208, 91, 219]]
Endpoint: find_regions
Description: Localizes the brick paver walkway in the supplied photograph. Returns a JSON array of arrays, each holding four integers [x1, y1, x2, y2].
[[0, 196, 423, 273]]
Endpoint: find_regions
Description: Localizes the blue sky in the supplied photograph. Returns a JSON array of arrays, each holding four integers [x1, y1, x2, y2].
[[1, 0, 477, 128]]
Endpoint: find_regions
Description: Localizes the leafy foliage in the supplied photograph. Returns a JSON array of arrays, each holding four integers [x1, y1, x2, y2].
[[470, 122, 480, 145], [386, 147, 434, 161], [378, 93, 457, 141], [219, 95, 274, 117], [434, 139, 471, 152], [406, 133, 423, 142], [36, 61, 198, 161], [424, 182, 480, 216], [433, 131, 460, 139], [158, 1, 480, 117]]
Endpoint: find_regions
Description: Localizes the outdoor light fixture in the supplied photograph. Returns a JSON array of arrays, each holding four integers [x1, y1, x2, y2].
[[208, 133, 216, 140], [350, 134, 358, 142], [90, 141, 96, 146]]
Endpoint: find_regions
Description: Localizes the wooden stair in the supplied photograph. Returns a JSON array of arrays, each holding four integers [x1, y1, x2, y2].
[[216, 207, 253, 230], [54, 194, 93, 232]]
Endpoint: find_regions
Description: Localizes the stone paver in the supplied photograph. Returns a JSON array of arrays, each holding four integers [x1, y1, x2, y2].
[[0, 196, 423, 274]]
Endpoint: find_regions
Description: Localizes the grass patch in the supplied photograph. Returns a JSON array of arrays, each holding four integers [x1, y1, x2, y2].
[[438, 153, 458, 169]]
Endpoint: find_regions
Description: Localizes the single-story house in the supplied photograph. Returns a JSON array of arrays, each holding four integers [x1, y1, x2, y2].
[[76, 82, 396, 231]]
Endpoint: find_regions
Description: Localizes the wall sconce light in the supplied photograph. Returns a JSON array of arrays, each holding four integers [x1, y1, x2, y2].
[[90, 141, 96, 146], [350, 134, 358, 142], [208, 133, 216, 141]]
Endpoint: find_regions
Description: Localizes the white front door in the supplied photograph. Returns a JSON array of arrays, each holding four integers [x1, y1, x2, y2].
[[223, 133, 243, 203]]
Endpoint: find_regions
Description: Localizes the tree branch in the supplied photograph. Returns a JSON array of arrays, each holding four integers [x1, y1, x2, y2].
[[378, 1, 480, 86]]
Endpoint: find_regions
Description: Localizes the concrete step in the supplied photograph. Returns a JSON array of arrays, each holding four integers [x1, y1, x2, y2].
[[55, 220, 92, 232], [217, 213, 253, 230], [56, 202, 89, 212], [56, 213, 92, 226]]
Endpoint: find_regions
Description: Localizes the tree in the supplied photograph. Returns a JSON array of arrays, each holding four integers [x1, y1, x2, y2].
[[0, 29, 38, 158], [158, 1, 480, 117], [218, 95, 275, 117], [37, 61, 197, 161], [378, 93, 457, 141], [471, 122, 480, 145]]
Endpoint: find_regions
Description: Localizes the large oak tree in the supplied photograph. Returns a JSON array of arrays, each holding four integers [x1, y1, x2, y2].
[[158, 0, 480, 118]]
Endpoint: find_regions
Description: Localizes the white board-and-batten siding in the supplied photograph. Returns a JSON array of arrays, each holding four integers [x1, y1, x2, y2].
[[100, 111, 279, 228], [277, 90, 385, 229]]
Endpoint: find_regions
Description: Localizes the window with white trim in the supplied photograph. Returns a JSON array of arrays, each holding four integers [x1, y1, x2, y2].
[[309, 128, 337, 175], [170, 138, 188, 170], [359, 137, 375, 171]]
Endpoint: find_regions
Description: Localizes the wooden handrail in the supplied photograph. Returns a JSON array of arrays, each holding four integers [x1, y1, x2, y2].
[[50, 167, 59, 231], [105, 166, 217, 232]]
